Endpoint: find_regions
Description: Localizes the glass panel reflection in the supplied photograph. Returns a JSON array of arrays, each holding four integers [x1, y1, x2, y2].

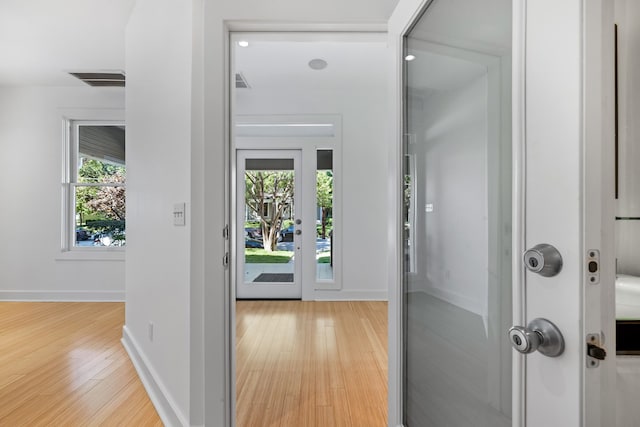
[[403, 0, 512, 425]]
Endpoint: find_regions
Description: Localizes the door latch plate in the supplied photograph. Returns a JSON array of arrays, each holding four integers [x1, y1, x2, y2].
[[586, 333, 607, 368], [586, 249, 600, 285]]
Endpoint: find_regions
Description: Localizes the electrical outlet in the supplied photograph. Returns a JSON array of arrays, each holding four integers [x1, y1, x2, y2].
[[148, 322, 154, 341]]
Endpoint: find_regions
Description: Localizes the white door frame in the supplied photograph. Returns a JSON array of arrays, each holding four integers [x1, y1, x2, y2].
[[225, 27, 384, 427], [387, 0, 616, 426]]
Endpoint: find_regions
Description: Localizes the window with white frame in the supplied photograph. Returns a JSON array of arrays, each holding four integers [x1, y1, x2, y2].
[[64, 121, 126, 249]]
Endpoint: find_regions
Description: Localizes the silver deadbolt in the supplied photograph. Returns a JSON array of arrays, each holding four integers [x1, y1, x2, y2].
[[295, 219, 302, 225], [508, 318, 565, 357], [523, 244, 563, 277]]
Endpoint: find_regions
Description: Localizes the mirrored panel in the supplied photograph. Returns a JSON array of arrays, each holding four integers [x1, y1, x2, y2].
[[403, 0, 512, 425], [615, 11, 640, 353]]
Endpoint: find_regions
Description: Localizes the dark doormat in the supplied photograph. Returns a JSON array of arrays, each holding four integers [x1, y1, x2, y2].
[[253, 273, 294, 283]]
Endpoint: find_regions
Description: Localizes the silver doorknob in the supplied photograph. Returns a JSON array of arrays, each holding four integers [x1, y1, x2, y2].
[[523, 244, 563, 277], [295, 229, 302, 235], [508, 318, 564, 357]]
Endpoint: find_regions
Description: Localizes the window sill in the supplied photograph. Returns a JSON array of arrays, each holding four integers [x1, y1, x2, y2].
[[56, 249, 125, 262]]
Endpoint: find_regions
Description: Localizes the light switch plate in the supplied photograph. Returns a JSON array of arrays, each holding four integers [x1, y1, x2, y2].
[[173, 203, 186, 226]]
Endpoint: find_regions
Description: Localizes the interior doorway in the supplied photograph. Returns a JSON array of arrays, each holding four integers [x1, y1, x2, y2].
[[229, 31, 390, 425]]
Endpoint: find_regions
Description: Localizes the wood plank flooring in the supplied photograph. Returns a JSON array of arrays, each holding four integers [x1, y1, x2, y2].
[[236, 300, 388, 427], [0, 302, 162, 426], [0, 300, 388, 426]]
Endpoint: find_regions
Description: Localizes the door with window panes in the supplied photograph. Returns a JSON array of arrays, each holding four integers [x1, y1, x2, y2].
[[235, 147, 337, 299]]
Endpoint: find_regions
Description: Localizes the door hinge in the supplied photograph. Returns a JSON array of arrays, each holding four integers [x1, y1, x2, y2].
[[223, 252, 229, 268], [223, 225, 229, 240], [586, 333, 607, 368]]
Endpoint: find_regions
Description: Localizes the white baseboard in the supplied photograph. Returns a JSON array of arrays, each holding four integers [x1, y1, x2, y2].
[[121, 326, 188, 427], [312, 289, 388, 301], [0, 290, 125, 301]]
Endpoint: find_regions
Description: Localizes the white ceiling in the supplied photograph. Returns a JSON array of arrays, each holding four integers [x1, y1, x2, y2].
[[0, 5, 389, 90], [232, 33, 389, 92], [0, 0, 134, 86]]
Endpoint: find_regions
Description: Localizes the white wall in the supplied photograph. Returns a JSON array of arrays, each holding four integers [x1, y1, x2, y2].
[[0, 86, 125, 301], [123, 0, 193, 425], [235, 80, 389, 300]]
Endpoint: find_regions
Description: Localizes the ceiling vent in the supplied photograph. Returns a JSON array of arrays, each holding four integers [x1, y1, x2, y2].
[[235, 73, 250, 89], [70, 72, 125, 87]]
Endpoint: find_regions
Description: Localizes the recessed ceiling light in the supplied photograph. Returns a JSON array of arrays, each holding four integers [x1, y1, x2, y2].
[[405, 54, 416, 61], [238, 41, 249, 48], [308, 58, 328, 70]]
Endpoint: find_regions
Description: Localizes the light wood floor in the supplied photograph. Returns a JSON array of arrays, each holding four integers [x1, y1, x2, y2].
[[0, 300, 388, 426], [0, 302, 162, 426], [236, 300, 388, 427]]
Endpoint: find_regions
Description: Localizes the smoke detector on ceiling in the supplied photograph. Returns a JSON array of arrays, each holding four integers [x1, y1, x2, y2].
[[69, 71, 125, 87]]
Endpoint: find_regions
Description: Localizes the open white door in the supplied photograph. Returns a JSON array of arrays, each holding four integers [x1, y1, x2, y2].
[[388, 0, 616, 426]]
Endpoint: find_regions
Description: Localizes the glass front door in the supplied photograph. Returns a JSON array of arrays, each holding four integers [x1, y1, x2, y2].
[[236, 150, 302, 299], [402, 0, 513, 425]]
